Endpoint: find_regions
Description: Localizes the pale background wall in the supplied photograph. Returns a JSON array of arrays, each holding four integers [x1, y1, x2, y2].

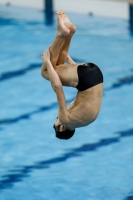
[[0, 0, 43, 9], [54, 0, 129, 19], [0, 0, 129, 19]]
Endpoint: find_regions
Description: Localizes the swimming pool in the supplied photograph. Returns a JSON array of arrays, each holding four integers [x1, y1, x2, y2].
[[0, 4, 133, 200]]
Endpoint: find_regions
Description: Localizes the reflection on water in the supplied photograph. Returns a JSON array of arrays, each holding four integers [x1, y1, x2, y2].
[[106, 69, 133, 90], [0, 128, 133, 191]]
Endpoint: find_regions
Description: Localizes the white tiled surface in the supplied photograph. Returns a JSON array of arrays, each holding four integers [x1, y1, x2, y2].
[[0, 0, 130, 19]]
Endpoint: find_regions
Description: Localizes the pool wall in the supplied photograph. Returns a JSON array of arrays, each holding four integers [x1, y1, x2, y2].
[[0, 0, 130, 19]]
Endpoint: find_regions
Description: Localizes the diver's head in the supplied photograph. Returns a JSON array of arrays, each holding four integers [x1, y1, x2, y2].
[[53, 117, 75, 140]]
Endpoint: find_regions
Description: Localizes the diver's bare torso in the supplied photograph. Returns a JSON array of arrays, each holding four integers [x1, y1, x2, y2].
[[55, 64, 103, 129], [66, 83, 103, 128]]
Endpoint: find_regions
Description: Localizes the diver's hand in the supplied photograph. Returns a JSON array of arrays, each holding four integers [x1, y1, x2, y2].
[[40, 47, 51, 62]]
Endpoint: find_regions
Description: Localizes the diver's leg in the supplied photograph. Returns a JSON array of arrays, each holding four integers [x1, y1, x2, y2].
[[41, 11, 70, 74], [41, 11, 76, 79], [56, 12, 76, 65], [44, 11, 76, 67], [56, 32, 75, 65], [49, 11, 71, 67]]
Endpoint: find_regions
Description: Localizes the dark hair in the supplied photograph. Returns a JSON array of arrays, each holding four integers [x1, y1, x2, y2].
[[53, 124, 75, 140]]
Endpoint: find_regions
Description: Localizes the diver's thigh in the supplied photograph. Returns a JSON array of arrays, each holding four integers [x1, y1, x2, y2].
[[55, 64, 78, 87]]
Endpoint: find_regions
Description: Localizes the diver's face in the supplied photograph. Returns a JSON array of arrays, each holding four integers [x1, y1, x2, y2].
[[54, 117, 66, 132]]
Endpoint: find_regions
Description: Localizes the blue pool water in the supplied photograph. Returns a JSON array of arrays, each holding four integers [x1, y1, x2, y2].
[[0, 4, 133, 200]]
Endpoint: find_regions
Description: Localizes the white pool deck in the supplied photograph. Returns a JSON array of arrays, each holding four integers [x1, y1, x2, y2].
[[0, 0, 131, 19]]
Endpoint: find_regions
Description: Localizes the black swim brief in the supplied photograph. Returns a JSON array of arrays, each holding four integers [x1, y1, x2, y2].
[[76, 63, 103, 91]]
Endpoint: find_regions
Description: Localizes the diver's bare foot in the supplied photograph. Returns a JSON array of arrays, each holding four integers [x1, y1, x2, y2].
[[56, 11, 70, 36], [62, 12, 76, 33]]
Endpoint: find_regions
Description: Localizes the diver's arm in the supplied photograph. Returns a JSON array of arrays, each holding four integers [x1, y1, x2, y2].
[[46, 60, 69, 124], [66, 54, 76, 64], [44, 48, 69, 125]]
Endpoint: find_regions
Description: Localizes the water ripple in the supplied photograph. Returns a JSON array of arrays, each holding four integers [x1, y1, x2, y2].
[[0, 128, 133, 190], [0, 58, 84, 82], [106, 69, 133, 90], [0, 99, 73, 125], [124, 193, 133, 200]]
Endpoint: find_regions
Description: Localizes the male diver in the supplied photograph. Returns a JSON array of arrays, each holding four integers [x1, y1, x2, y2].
[[41, 11, 103, 140]]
